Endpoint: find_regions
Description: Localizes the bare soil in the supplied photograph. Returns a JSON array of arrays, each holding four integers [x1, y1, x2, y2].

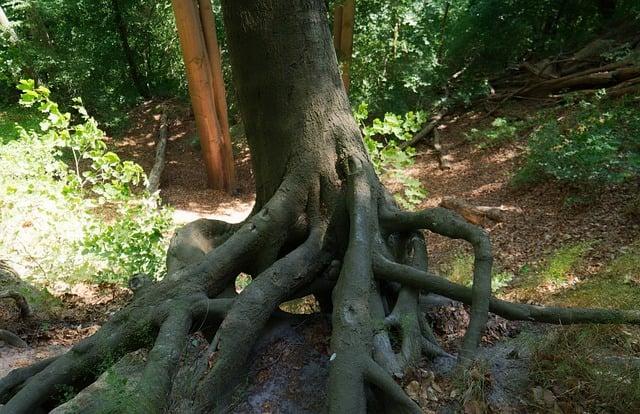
[[413, 103, 640, 281]]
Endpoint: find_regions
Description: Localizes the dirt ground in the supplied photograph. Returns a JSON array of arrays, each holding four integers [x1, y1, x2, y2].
[[413, 103, 640, 279]]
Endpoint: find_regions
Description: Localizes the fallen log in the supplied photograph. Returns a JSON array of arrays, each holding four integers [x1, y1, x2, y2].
[[146, 107, 169, 194], [520, 65, 640, 97], [439, 197, 521, 226]]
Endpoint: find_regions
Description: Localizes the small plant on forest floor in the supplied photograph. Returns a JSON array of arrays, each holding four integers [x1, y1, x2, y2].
[[354, 102, 428, 209], [451, 360, 492, 413], [0, 80, 174, 287], [465, 117, 524, 149], [529, 324, 640, 413], [234, 273, 252, 293], [439, 252, 514, 293], [53, 383, 77, 406]]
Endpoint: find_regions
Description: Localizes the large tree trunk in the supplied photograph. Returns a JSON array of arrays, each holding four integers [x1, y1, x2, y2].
[[2, 1, 639, 413]]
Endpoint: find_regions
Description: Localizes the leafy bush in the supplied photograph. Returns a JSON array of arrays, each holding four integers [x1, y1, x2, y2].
[[465, 117, 522, 148], [514, 96, 640, 187], [355, 102, 428, 208], [0, 81, 173, 286]]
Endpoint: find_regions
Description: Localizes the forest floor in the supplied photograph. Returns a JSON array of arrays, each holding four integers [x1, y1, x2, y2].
[[2, 98, 639, 412]]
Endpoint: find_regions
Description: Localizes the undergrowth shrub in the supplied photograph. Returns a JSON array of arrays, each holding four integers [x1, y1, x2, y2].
[[465, 117, 524, 149], [354, 102, 428, 208], [514, 95, 640, 188], [0, 80, 173, 287]]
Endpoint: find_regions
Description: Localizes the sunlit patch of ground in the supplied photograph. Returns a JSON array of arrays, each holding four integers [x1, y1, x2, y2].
[[171, 202, 253, 225], [432, 237, 640, 412]]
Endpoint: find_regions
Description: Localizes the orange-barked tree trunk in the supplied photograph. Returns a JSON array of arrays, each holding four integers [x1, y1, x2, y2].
[[332, 0, 355, 92], [172, 0, 235, 191]]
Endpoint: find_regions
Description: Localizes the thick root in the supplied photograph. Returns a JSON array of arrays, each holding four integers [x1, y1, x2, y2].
[[327, 159, 422, 413], [2, 162, 639, 414], [379, 206, 492, 363], [374, 254, 640, 325], [0, 178, 306, 413], [195, 227, 330, 411]]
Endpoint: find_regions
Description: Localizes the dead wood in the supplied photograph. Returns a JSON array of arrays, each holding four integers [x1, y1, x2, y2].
[[146, 107, 169, 194], [432, 129, 451, 170], [400, 108, 447, 150], [439, 197, 521, 226]]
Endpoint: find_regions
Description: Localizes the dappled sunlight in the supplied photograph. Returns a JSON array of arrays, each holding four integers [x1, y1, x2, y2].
[[171, 202, 253, 225]]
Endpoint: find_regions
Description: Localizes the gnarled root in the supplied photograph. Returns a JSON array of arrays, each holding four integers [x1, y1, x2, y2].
[[2, 161, 640, 414]]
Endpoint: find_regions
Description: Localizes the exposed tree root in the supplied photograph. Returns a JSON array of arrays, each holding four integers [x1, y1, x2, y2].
[[0, 330, 27, 349], [2, 159, 640, 413], [0, 290, 31, 319]]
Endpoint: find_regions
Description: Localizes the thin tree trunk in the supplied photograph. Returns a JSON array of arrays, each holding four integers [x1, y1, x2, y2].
[[332, 5, 343, 53], [197, 0, 235, 173], [171, 0, 235, 191], [111, 0, 150, 99], [436, 2, 450, 64]]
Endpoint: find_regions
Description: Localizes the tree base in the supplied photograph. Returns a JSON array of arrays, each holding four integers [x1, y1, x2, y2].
[[1, 158, 638, 414]]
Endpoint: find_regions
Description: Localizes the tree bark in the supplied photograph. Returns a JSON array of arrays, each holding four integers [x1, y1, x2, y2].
[[332, 0, 355, 92], [197, 0, 234, 165], [172, 0, 235, 191]]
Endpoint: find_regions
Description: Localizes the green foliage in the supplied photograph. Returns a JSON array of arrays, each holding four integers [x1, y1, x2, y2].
[[440, 251, 513, 293], [514, 96, 640, 187], [530, 325, 640, 413], [0, 0, 189, 127], [346, 0, 621, 116], [0, 81, 173, 286], [0, 103, 39, 143], [355, 102, 428, 208], [234, 273, 252, 293], [465, 117, 522, 149], [346, 0, 447, 114]]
